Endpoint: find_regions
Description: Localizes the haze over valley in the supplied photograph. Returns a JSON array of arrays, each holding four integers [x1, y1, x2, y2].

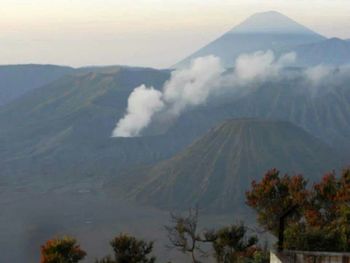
[[1, 7, 350, 262]]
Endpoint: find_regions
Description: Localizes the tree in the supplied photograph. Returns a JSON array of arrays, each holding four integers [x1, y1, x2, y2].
[[95, 234, 156, 263], [165, 208, 208, 263], [246, 169, 309, 250], [40, 236, 86, 263], [95, 256, 116, 263], [165, 208, 268, 263], [286, 169, 350, 251], [246, 168, 350, 252], [212, 224, 259, 263]]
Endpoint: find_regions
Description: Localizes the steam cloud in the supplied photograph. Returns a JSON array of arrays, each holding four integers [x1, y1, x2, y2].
[[112, 85, 164, 137], [302, 64, 350, 97], [112, 50, 296, 137], [304, 64, 334, 85], [112, 50, 350, 137], [234, 50, 296, 82]]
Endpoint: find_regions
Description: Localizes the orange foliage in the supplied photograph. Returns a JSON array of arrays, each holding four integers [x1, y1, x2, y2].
[[40, 236, 86, 263]]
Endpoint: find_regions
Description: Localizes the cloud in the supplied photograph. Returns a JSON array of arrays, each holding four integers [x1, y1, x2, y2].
[[303, 64, 350, 96], [234, 50, 296, 82], [304, 64, 333, 85], [112, 50, 297, 137]]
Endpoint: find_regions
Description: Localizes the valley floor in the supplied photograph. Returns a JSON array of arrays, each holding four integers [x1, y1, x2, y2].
[[0, 182, 246, 262]]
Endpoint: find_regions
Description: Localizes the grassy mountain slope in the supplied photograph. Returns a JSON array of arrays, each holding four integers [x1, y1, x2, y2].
[[0, 67, 190, 187], [165, 76, 350, 152], [125, 119, 343, 211], [0, 64, 74, 106], [1, 67, 349, 190], [291, 38, 350, 66]]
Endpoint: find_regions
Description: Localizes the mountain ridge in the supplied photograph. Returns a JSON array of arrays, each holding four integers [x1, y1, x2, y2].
[[291, 37, 350, 66], [0, 64, 166, 106], [0, 64, 74, 106]]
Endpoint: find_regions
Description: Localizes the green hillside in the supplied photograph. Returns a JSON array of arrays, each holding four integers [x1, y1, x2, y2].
[[124, 119, 343, 212], [0, 64, 74, 105]]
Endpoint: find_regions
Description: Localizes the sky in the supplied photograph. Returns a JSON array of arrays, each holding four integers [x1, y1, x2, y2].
[[1, 0, 350, 68]]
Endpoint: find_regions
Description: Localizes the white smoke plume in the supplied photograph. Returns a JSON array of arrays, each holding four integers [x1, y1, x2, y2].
[[163, 56, 225, 117], [112, 85, 164, 137], [112, 56, 225, 137], [112, 50, 296, 137]]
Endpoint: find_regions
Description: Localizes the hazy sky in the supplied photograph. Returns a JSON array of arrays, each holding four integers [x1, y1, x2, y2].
[[1, 0, 350, 68]]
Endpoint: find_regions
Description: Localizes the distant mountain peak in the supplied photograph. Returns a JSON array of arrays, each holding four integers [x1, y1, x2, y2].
[[231, 11, 322, 36], [243, 10, 293, 21], [174, 11, 325, 68]]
